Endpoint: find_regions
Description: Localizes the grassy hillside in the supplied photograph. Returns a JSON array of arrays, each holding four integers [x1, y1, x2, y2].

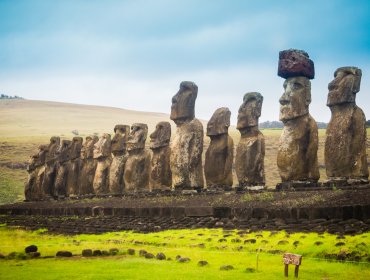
[[0, 99, 369, 204]]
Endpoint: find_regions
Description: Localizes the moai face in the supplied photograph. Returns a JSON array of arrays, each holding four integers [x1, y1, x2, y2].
[[279, 77, 311, 122], [207, 107, 231, 136], [57, 140, 72, 163], [150, 122, 171, 149], [327, 67, 362, 107], [46, 136, 60, 162], [170, 81, 198, 124], [70, 137, 83, 160], [81, 135, 98, 159], [237, 93, 263, 130], [127, 123, 148, 151], [111, 125, 130, 155], [93, 133, 111, 159], [38, 144, 48, 165]]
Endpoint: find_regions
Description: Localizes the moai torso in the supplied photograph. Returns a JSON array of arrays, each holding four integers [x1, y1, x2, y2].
[[325, 67, 368, 182], [42, 136, 60, 198], [109, 125, 130, 194], [124, 123, 151, 192], [93, 134, 111, 194], [150, 122, 172, 191], [170, 81, 204, 190], [25, 145, 47, 201], [54, 140, 71, 197], [66, 137, 83, 196], [276, 49, 319, 186], [204, 107, 233, 189], [235, 93, 265, 187], [79, 135, 98, 195]]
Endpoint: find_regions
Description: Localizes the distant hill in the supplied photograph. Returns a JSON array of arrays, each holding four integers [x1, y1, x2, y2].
[[0, 99, 177, 138]]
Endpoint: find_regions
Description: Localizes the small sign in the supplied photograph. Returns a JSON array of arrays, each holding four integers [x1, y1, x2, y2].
[[283, 253, 302, 266], [283, 253, 302, 278]]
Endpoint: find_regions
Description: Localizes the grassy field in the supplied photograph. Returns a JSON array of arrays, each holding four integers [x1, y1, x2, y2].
[[1, 99, 370, 204], [0, 226, 369, 279]]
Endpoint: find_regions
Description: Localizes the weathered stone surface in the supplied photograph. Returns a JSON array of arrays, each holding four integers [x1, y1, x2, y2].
[[54, 140, 71, 197], [170, 81, 204, 190], [277, 51, 319, 184], [109, 125, 130, 194], [278, 49, 315, 79], [235, 93, 265, 187], [204, 107, 233, 189], [150, 121, 172, 191], [124, 124, 151, 191], [79, 135, 98, 195], [25, 144, 47, 201], [42, 136, 60, 198], [93, 134, 111, 194], [325, 67, 368, 182], [66, 137, 83, 196]]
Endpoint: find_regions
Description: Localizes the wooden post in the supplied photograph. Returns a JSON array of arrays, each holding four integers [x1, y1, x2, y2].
[[283, 253, 302, 278], [294, 265, 299, 278]]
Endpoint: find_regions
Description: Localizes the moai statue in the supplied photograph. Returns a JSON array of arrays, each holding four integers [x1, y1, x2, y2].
[[204, 107, 234, 190], [41, 136, 60, 198], [277, 49, 319, 188], [109, 125, 130, 194], [150, 121, 172, 191], [170, 81, 204, 191], [54, 140, 71, 198], [325, 67, 369, 185], [24, 145, 47, 201], [235, 93, 265, 189], [124, 123, 151, 192], [79, 135, 98, 195], [93, 133, 111, 194], [66, 136, 83, 196], [34, 145, 48, 200]]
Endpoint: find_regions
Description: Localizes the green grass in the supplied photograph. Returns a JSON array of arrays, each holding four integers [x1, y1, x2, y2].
[[0, 226, 369, 279], [0, 167, 26, 204]]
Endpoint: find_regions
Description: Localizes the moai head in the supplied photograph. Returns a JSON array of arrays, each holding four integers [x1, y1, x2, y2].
[[70, 137, 83, 160], [150, 121, 171, 149], [327, 67, 362, 107], [207, 107, 231, 136], [278, 49, 314, 123], [170, 81, 198, 124], [81, 135, 98, 159], [127, 123, 148, 151], [93, 133, 111, 159], [57, 140, 72, 163], [237, 93, 263, 130], [46, 136, 60, 162], [111, 124, 130, 155], [38, 144, 48, 165]]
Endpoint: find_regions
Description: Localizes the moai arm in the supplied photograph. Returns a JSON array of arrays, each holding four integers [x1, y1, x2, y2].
[[224, 136, 234, 178], [189, 126, 203, 169], [351, 108, 369, 178], [306, 119, 320, 180]]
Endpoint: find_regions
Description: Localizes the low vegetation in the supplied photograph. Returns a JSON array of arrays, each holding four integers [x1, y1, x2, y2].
[[0, 226, 369, 279]]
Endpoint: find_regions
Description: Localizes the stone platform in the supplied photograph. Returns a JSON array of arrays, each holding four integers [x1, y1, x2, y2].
[[1, 187, 369, 235]]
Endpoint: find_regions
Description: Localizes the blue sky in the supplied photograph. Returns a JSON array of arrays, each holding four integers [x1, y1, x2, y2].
[[0, 0, 369, 123]]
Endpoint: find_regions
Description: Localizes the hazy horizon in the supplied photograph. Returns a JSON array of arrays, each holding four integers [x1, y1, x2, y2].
[[1, 0, 369, 124]]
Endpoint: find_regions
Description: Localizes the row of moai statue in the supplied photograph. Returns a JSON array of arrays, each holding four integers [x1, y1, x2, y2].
[[25, 49, 369, 200]]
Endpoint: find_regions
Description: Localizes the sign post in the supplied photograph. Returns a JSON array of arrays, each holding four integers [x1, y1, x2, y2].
[[283, 253, 302, 278]]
